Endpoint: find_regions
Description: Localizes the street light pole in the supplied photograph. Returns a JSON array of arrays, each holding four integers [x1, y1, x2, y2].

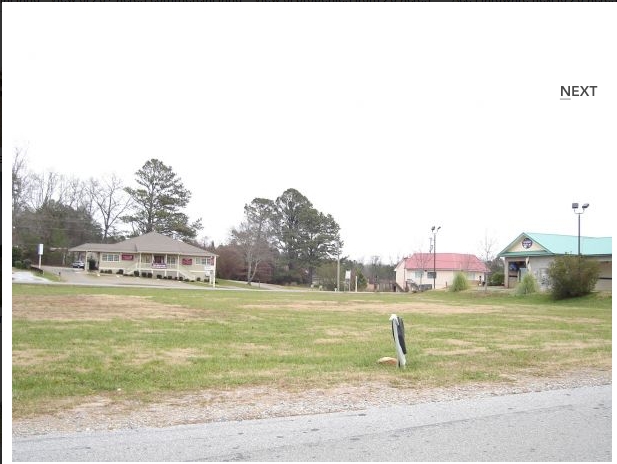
[[572, 203, 589, 256], [431, 226, 441, 289]]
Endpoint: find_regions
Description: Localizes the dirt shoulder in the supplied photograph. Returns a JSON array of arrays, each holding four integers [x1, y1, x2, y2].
[[12, 368, 610, 437]]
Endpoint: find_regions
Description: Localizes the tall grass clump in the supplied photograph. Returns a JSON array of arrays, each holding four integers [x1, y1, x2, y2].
[[449, 271, 469, 292], [515, 273, 539, 295]]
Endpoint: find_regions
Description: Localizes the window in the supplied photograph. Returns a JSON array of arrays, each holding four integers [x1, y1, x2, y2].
[[427, 271, 436, 279], [168, 256, 177, 265], [102, 254, 120, 262], [198, 256, 214, 266], [414, 271, 423, 278]]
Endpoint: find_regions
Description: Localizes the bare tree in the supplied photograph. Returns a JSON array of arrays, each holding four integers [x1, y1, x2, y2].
[[12, 147, 33, 214], [478, 230, 497, 264], [230, 198, 276, 285], [457, 253, 474, 278], [56, 176, 91, 212], [87, 174, 133, 242], [411, 247, 433, 288], [27, 171, 62, 210], [12, 148, 90, 214], [478, 230, 501, 289]]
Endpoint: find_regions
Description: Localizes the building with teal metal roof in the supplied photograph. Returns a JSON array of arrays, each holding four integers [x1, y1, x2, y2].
[[498, 232, 612, 291]]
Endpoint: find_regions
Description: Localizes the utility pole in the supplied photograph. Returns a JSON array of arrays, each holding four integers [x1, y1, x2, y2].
[[336, 249, 340, 291], [431, 226, 441, 289]]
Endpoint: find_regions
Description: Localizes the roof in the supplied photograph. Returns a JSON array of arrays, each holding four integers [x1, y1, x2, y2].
[[69, 232, 217, 256], [498, 232, 612, 258], [401, 253, 488, 273]]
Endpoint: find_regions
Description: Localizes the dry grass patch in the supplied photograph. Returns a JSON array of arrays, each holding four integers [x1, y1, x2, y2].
[[424, 347, 489, 356], [12, 294, 208, 321], [241, 301, 503, 315]]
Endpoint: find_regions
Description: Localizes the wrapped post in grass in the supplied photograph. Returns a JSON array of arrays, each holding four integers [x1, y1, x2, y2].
[[389, 314, 407, 368]]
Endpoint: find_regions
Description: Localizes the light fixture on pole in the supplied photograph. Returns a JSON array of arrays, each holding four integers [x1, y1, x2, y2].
[[431, 226, 441, 289], [572, 203, 589, 256]]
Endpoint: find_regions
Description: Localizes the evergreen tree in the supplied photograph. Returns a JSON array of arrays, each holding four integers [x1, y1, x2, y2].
[[123, 159, 202, 240], [272, 188, 342, 284]]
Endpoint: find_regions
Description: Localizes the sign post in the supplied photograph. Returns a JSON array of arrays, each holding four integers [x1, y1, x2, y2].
[[38, 243, 44, 268], [344, 270, 351, 292]]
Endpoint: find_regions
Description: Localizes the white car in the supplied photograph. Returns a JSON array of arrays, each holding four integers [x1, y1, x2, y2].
[[72, 261, 85, 269]]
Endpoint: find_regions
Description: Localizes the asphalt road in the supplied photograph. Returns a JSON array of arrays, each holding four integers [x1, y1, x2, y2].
[[12, 384, 611, 462]]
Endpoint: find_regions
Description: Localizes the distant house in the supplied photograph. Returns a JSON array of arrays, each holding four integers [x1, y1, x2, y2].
[[394, 253, 488, 291], [69, 231, 217, 284], [497, 232, 612, 291]]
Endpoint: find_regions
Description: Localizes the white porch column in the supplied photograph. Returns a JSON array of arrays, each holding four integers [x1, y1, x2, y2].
[[212, 256, 216, 288]]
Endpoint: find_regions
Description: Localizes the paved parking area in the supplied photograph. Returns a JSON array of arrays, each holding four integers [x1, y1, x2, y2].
[[13, 266, 212, 289]]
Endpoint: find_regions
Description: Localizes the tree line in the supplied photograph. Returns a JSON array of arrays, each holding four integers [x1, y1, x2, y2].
[[11, 149, 391, 288], [12, 152, 202, 263]]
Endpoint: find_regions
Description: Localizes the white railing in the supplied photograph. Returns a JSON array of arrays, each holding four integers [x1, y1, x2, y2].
[[103, 261, 211, 282]]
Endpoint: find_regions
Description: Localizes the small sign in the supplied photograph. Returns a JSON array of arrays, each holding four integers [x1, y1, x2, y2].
[[182, 258, 193, 266], [38, 244, 44, 255], [121, 254, 134, 261], [522, 238, 533, 249], [345, 270, 351, 280]]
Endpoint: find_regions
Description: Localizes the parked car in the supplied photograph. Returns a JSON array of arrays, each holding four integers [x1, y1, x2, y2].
[[72, 260, 85, 269]]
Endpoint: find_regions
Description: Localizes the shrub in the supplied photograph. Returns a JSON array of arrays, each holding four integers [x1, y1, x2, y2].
[[13, 246, 24, 266], [515, 273, 539, 295], [147, 272, 153, 278], [489, 271, 504, 286], [449, 272, 469, 292], [134, 270, 140, 277], [141, 271, 147, 278], [156, 274, 162, 279], [14, 260, 23, 269], [196, 277, 201, 282], [116, 269, 124, 275], [23, 259, 32, 269], [548, 255, 600, 300]]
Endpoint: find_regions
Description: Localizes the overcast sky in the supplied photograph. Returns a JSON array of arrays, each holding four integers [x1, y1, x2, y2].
[[3, 3, 616, 263]]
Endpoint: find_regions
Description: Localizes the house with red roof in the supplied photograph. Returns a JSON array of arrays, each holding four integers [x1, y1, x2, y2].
[[394, 253, 488, 291]]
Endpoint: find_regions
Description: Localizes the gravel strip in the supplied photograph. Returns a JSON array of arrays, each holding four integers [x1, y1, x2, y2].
[[12, 368, 611, 437]]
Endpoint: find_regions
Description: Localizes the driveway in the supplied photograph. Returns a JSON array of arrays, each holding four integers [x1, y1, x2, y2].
[[14, 266, 213, 290]]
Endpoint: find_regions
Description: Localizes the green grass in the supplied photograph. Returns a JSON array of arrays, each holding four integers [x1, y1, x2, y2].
[[11, 284, 612, 418]]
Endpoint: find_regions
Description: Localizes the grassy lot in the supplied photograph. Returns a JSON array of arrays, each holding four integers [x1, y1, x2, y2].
[[12, 284, 611, 418]]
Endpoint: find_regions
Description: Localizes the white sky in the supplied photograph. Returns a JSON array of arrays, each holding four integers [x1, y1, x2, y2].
[[3, 3, 616, 263]]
